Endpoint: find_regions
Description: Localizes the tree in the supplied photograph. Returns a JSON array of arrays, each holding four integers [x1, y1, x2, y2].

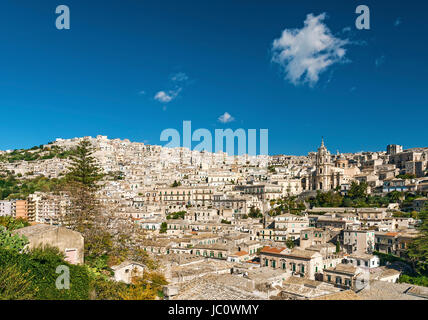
[[388, 191, 402, 203], [0, 264, 36, 300], [0, 216, 30, 231], [0, 227, 28, 252], [348, 181, 368, 200], [248, 207, 262, 218], [171, 180, 181, 187], [159, 222, 167, 234], [286, 239, 295, 249], [311, 191, 343, 208], [396, 174, 416, 180], [66, 139, 103, 189], [407, 207, 428, 274], [336, 241, 341, 253], [62, 139, 108, 260], [119, 272, 167, 300]]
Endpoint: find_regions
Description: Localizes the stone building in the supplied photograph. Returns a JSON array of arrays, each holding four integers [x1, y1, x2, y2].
[[111, 261, 145, 284], [308, 139, 345, 191], [13, 224, 84, 264]]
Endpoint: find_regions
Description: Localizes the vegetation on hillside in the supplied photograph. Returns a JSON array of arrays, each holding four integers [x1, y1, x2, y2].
[[166, 211, 186, 220], [0, 216, 167, 300], [0, 174, 66, 200], [248, 206, 263, 218], [268, 196, 306, 216], [307, 181, 423, 209], [374, 206, 428, 287], [0, 145, 78, 163]]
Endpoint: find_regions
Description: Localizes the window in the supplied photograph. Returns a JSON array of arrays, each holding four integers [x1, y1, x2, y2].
[[282, 262, 286, 270], [327, 275, 331, 282], [336, 277, 342, 285]]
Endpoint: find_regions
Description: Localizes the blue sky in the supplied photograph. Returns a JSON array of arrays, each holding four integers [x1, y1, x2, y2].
[[0, 0, 427, 155]]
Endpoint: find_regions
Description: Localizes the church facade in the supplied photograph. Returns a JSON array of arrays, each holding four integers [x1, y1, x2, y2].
[[303, 139, 346, 191]]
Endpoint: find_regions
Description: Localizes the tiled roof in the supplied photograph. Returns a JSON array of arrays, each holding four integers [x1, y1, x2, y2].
[[232, 251, 249, 257], [260, 246, 287, 254]]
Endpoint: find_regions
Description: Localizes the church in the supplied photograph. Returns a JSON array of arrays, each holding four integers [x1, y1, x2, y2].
[[305, 139, 346, 191]]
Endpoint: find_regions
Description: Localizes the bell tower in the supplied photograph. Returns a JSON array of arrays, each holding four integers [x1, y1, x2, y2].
[[313, 138, 332, 191]]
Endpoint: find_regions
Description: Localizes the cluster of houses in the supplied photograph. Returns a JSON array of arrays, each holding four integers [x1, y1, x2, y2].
[[1, 136, 427, 299]]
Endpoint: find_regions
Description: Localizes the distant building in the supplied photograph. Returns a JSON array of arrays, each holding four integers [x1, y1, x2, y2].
[[111, 261, 145, 284], [387, 144, 403, 156], [13, 224, 84, 264], [308, 139, 344, 191], [323, 263, 365, 290], [14, 200, 28, 220], [0, 199, 28, 219], [0, 200, 13, 216]]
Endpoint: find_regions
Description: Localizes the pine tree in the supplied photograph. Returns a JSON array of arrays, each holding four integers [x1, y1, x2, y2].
[[336, 240, 341, 253], [66, 139, 103, 189], [62, 139, 108, 259], [407, 207, 428, 274]]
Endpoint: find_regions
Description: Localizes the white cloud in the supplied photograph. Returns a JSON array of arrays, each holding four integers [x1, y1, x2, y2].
[[170, 72, 189, 82], [138, 90, 146, 95], [342, 26, 352, 33], [153, 73, 189, 105], [154, 91, 173, 103], [375, 55, 385, 67], [271, 13, 349, 86], [394, 18, 402, 27], [218, 112, 235, 123], [154, 88, 182, 103]]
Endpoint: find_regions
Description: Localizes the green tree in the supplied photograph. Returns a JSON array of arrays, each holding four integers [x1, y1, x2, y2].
[[159, 222, 167, 233], [248, 206, 262, 218], [0, 264, 36, 300], [0, 216, 30, 231], [0, 227, 28, 252], [286, 239, 295, 249], [66, 139, 103, 189], [171, 180, 181, 187], [407, 207, 428, 274], [348, 181, 368, 199], [62, 139, 108, 260]]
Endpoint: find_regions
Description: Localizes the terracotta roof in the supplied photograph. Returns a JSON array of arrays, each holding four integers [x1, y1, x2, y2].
[[232, 251, 249, 257], [385, 232, 399, 237], [312, 290, 362, 300], [260, 246, 287, 254]]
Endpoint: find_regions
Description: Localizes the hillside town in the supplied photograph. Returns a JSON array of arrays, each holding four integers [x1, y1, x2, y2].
[[1, 135, 428, 300]]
